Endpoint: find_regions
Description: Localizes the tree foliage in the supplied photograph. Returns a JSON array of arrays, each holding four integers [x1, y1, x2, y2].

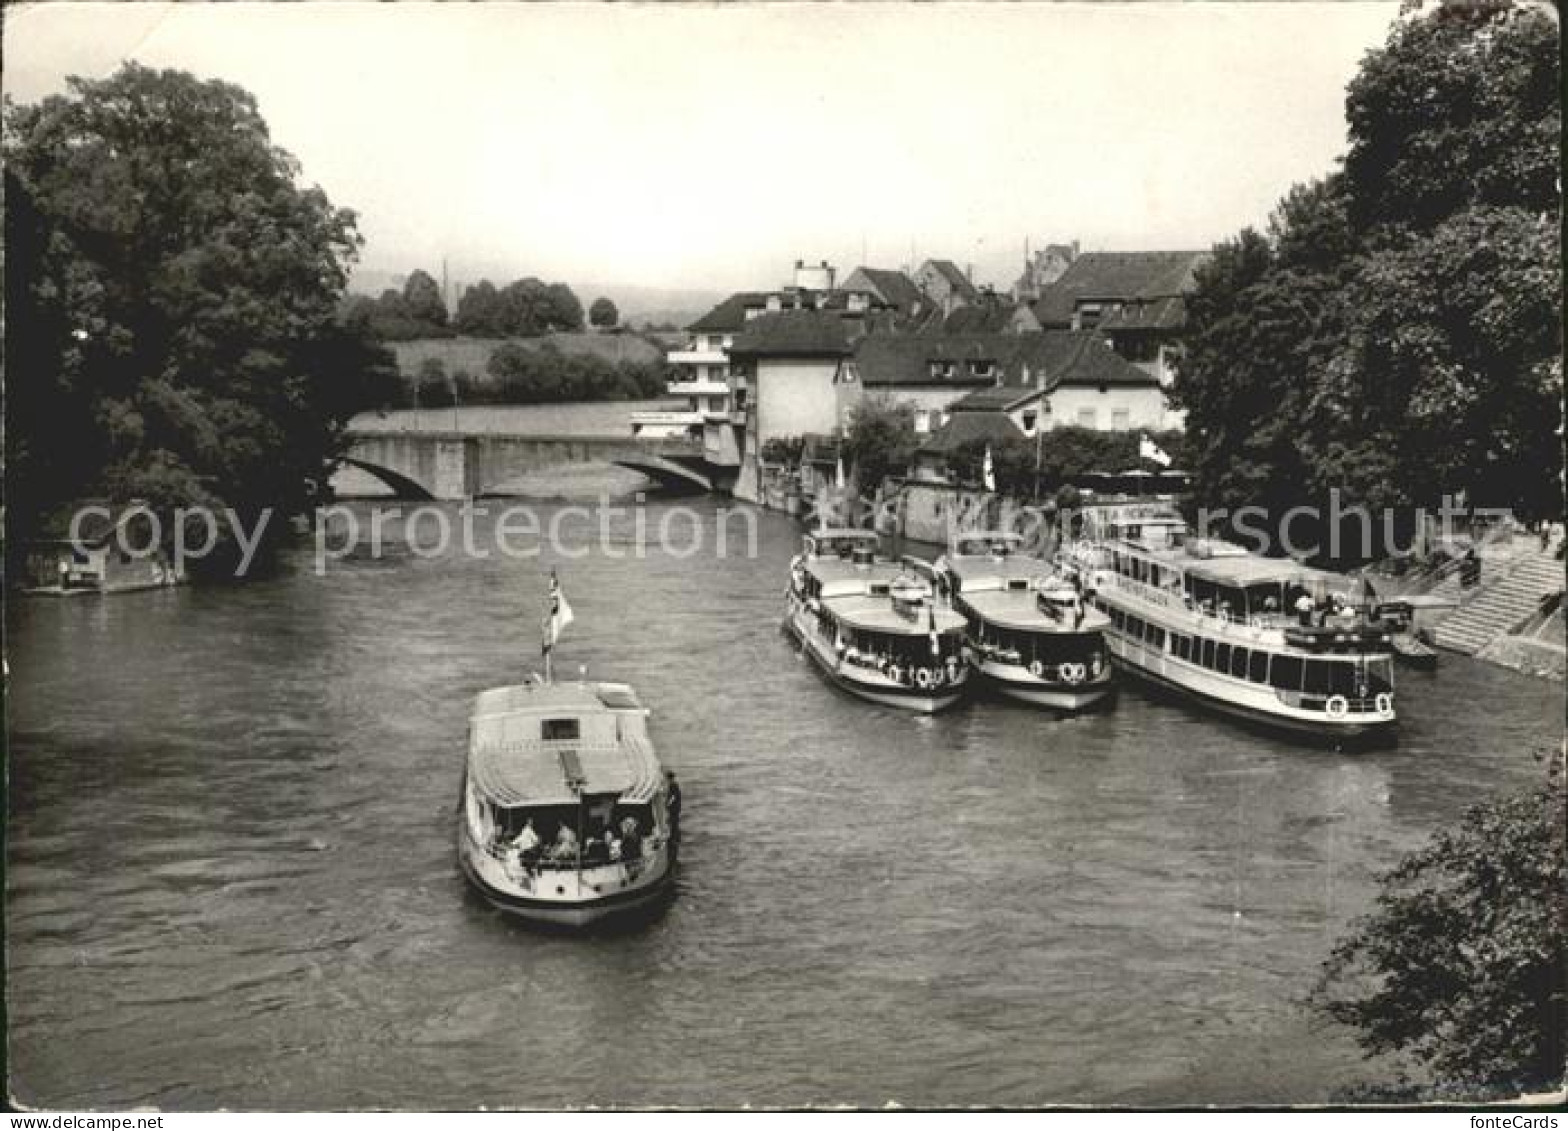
[[842, 397, 919, 492], [589, 296, 619, 329], [4, 63, 399, 562], [473, 342, 666, 405], [947, 427, 1189, 496], [1172, 1, 1562, 539], [1313, 755, 1566, 1099]]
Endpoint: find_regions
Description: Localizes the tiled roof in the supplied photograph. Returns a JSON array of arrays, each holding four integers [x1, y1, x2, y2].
[[852, 329, 1157, 391], [936, 303, 1018, 334], [853, 333, 1022, 387], [728, 311, 855, 357], [1097, 294, 1188, 332], [688, 291, 769, 332], [950, 385, 1043, 412], [844, 266, 925, 312], [921, 259, 981, 301], [918, 410, 1025, 454], [1031, 250, 1208, 327]]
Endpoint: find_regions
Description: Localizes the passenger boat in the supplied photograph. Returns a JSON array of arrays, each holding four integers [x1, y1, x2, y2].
[[457, 680, 679, 927], [1070, 503, 1397, 742], [785, 528, 970, 712], [456, 573, 679, 927], [940, 532, 1114, 711]]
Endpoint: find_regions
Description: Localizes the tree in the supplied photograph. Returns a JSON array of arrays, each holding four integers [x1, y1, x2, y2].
[[589, 296, 619, 329], [414, 357, 454, 408], [544, 282, 584, 332], [1313, 754, 1566, 1099], [455, 279, 504, 336], [402, 268, 448, 328], [842, 397, 919, 493], [4, 63, 377, 567]]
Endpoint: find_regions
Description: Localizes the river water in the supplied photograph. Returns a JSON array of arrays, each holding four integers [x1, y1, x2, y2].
[[6, 493, 1561, 1109]]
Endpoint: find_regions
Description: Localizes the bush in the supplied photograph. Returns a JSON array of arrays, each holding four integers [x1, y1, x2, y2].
[[843, 397, 919, 492], [1312, 753, 1566, 1099]]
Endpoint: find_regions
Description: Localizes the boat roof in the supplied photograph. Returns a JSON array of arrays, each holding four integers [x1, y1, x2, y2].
[[803, 557, 909, 587], [962, 589, 1109, 632], [828, 596, 968, 634], [467, 682, 662, 807], [950, 530, 1025, 551], [807, 528, 881, 543], [946, 551, 1057, 585], [1118, 541, 1351, 589]]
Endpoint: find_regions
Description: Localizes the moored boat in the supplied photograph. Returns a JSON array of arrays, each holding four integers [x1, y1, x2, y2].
[[940, 531, 1114, 711], [785, 529, 970, 712], [1071, 503, 1398, 743]]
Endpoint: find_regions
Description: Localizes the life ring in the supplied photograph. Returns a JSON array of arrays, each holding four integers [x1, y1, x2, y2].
[[914, 667, 933, 689], [1062, 663, 1086, 685], [1029, 659, 1045, 678], [1376, 692, 1393, 714], [1326, 694, 1349, 719], [889, 666, 904, 683]]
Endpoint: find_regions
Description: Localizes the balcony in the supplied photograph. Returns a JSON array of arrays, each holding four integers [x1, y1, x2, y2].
[[667, 348, 728, 365], [666, 378, 732, 398]]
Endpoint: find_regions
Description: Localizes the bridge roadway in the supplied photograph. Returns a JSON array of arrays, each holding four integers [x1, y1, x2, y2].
[[341, 428, 721, 499]]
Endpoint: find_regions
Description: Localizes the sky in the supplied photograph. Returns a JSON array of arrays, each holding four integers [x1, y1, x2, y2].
[[5, 2, 1402, 297]]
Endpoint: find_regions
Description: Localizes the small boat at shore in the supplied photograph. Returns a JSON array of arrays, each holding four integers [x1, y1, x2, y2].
[[456, 575, 679, 927], [785, 529, 970, 713], [940, 532, 1114, 711]]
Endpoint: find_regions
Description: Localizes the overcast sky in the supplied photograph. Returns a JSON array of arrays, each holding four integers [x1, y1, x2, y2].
[[6, 2, 1400, 295]]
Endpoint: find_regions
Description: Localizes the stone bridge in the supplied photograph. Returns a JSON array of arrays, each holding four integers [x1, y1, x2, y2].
[[341, 429, 716, 499]]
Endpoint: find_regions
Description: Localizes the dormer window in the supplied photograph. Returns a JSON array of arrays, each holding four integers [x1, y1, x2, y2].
[[968, 360, 996, 378], [929, 361, 956, 379]]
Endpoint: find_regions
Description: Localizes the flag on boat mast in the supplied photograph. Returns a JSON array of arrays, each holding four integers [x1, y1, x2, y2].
[[982, 445, 996, 492], [1139, 433, 1173, 467], [928, 598, 941, 657], [542, 570, 574, 656], [834, 453, 846, 490]]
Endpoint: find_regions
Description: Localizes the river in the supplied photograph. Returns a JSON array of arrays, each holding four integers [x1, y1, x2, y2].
[[5, 493, 1560, 1108]]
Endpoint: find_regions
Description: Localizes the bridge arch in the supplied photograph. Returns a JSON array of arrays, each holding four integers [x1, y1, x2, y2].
[[337, 457, 436, 501]]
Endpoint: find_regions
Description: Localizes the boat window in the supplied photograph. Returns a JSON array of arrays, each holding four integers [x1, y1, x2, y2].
[[1229, 646, 1248, 679], [1368, 659, 1394, 694], [1008, 579, 1029, 591], [1215, 643, 1231, 673], [1201, 638, 1216, 669], [542, 718, 581, 742], [1148, 625, 1166, 650], [1302, 660, 1334, 696], [1248, 649, 1269, 683], [1269, 654, 1304, 691], [1173, 633, 1191, 661], [1127, 614, 1145, 639], [869, 583, 890, 596]]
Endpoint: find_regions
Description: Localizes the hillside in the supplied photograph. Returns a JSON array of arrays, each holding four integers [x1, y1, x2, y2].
[[389, 332, 666, 377]]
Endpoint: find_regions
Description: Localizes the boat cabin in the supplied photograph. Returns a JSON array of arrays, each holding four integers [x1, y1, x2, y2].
[[802, 528, 883, 564], [464, 682, 667, 872]]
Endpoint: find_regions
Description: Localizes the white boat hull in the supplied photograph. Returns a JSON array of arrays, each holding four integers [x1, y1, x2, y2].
[[457, 827, 675, 928], [785, 606, 967, 714], [974, 657, 1115, 710]]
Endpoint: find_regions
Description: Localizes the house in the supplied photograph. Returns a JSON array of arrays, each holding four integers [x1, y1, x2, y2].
[[727, 310, 857, 503], [1024, 330, 1171, 433], [932, 289, 1041, 335], [1012, 240, 1080, 302], [839, 333, 1025, 437], [22, 502, 185, 595], [840, 266, 930, 324], [913, 259, 981, 315], [1030, 250, 1209, 387], [632, 260, 893, 472], [907, 385, 1046, 483]]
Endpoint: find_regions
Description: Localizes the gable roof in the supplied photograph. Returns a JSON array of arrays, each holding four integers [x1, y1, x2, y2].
[[1031, 250, 1208, 327], [852, 329, 1158, 391], [950, 385, 1044, 412], [688, 291, 769, 333], [1020, 330, 1162, 389], [843, 266, 925, 312], [919, 259, 981, 302], [917, 410, 1025, 455], [936, 302, 1020, 335], [728, 310, 855, 358]]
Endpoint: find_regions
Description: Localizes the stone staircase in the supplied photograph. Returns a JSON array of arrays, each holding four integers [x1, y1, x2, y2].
[[1433, 549, 1565, 655]]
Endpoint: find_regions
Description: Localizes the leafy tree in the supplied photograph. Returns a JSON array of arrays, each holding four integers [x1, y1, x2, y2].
[[455, 279, 504, 336], [589, 296, 619, 329], [842, 397, 918, 493], [402, 268, 448, 328], [414, 357, 454, 408], [498, 277, 550, 336], [544, 282, 584, 332], [1313, 755, 1566, 1099], [4, 63, 379, 566]]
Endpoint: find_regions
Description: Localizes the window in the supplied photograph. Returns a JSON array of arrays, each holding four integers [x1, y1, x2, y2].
[[1269, 655, 1304, 692], [1303, 661, 1334, 696], [1216, 643, 1232, 673], [1173, 634, 1192, 661], [1020, 411, 1038, 434], [1201, 638, 1216, 669], [1077, 408, 1097, 428], [1248, 650, 1269, 684], [1229, 647, 1248, 679], [914, 410, 931, 435], [1148, 625, 1167, 650], [969, 360, 996, 378], [1111, 409, 1130, 431], [542, 718, 581, 741]]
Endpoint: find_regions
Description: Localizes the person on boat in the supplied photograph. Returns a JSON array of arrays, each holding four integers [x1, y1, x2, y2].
[[548, 825, 579, 862], [666, 772, 682, 838], [583, 835, 609, 866], [1294, 592, 1314, 627], [606, 831, 623, 862], [511, 818, 542, 861], [619, 816, 642, 860]]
